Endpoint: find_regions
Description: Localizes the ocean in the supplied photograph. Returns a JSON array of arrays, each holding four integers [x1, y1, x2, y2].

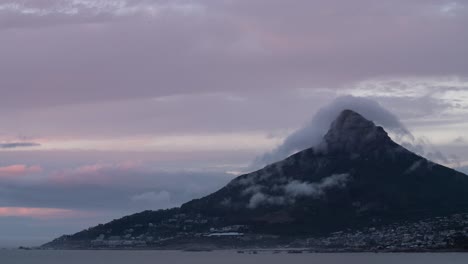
[[0, 250, 467, 264]]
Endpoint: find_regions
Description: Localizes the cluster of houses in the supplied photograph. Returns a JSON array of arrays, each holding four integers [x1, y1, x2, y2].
[[304, 213, 468, 251], [88, 212, 468, 250], [90, 213, 248, 247]]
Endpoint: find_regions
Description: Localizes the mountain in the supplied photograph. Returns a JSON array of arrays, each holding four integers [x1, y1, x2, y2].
[[43, 110, 468, 250]]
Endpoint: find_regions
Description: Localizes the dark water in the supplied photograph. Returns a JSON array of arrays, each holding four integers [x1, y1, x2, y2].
[[0, 250, 467, 264]]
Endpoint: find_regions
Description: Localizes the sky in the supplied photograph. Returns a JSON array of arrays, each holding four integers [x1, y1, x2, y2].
[[0, 0, 468, 247]]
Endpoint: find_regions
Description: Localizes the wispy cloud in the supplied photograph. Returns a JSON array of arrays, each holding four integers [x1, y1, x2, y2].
[[0, 207, 87, 219], [0, 164, 42, 177], [0, 142, 40, 149], [247, 174, 351, 209], [0, 0, 204, 23]]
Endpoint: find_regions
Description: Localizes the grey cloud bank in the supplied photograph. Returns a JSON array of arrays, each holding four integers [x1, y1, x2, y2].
[[1, 0, 467, 109]]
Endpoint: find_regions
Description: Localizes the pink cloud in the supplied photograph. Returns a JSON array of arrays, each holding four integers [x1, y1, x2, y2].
[[0, 207, 88, 220], [50, 161, 142, 186], [0, 164, 42, 177]]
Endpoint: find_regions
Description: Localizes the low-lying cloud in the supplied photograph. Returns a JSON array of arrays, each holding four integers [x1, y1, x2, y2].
[[284, 174, 350, 198], [248, 193, 286, 209], [247, 173, 350, 209]]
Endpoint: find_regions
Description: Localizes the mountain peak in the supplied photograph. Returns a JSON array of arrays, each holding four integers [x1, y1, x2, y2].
[[320, 109, 392, 153], [330, 109, 375, 131], [44, 108, 468, 251]]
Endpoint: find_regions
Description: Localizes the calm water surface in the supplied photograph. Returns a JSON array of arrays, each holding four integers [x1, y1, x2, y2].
[[0, 250, 467, 264]]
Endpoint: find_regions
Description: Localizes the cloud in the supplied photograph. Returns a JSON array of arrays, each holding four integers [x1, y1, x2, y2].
[[0, 207, 85, 220], [131, 191, 171, 205], [457, 166, 468, 175], [0, 0, 467, 247], [405, 160, 425, 174], [0, 142, 40, 149], [339, 77, 468, 166], [247, 174, 350, 208], [254, 96, 411, 168], [252, 93, 466, 167], [247, 193, 286, 209], [0, 164, 42, 177], [284, 174, 350, 198], [0, 162, 234, 213], [346, 77, 468, 118], [0, 0, 204, 29], [1, 0, 467, 110], [400, 136, 462, 166], [0, 91, 332, 139]]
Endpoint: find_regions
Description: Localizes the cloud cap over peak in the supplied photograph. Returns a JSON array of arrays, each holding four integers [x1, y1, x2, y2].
[[253, 96, 411, 168]]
